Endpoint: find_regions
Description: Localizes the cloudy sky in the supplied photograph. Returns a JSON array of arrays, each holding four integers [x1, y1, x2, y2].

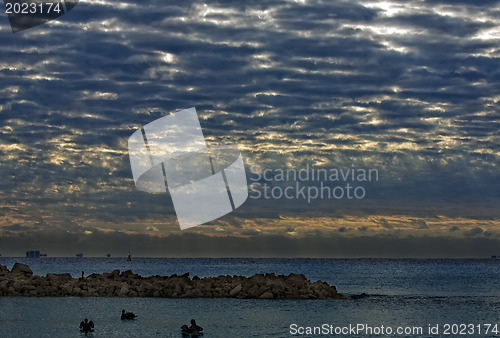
[[0, 0, 499, 257]]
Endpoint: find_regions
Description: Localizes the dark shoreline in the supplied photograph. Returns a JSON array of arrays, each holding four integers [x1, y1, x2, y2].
[[0, 263, 347, 299]]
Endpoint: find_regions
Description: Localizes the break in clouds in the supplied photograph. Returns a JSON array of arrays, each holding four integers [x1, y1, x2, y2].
[[0, 0, 499, 256]]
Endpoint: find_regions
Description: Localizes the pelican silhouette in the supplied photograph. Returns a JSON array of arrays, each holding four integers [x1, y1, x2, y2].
[[79, 318, 94, 334], [121, 309, 137, 320], [181, 319, 203, 336], [190, 319, 203, 332]]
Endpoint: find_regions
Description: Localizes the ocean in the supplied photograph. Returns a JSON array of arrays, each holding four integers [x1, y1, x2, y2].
[[0, 258, 498, 337]]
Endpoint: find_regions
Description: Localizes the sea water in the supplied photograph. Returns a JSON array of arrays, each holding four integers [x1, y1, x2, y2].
[[0, 258, 498, 337]]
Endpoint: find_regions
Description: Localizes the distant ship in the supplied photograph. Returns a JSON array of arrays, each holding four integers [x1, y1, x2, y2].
[[127, 252, 132, 261], [76, 253, 83, 258]]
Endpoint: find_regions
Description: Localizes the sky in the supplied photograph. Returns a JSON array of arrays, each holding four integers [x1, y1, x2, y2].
[[0, 0, 499, 257]]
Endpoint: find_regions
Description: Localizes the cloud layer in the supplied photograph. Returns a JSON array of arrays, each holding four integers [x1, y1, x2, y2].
[[0, 0, 498, 256]]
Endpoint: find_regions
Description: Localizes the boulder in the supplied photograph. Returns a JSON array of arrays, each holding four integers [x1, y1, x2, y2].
[[103, 269, 120, 279], [11, 263, 33, 275], [259, 291, 274, 299], [121, 270, 140, 279], [47, 273, 73, 280], [229, 284, 242, 297], [61, 283, 73, 294], [246, 285, 260, 297], [118, 284, 129, 296]]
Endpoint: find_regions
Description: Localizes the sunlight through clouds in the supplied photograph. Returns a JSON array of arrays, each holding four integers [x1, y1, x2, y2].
[[0, 0, 498, 256]]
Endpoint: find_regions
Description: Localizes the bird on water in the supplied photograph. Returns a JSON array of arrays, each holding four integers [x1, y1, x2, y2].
[[181, 319, 204, 336], [121, 309, 137, 320], [79, 318, 94, 334]]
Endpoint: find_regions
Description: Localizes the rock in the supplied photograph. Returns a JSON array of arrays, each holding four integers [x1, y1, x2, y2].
[[229, 284, 242, 297], [46, 273, 73, 280], [121, 270, 140, 279], [259, 291, 274, 299], [12, 281, 23, 291], [103, 269, 120, 279], [11, 263, 32, 275], [137, 282, 152, 293], [61, 283, 73, 295], [119, 284, 129, 296], [246, 285, 259, 297], [250, 274, 266, 286], [285, 273, 307, 285]]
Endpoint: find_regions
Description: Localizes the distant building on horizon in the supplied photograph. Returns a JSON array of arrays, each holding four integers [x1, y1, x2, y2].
[[26, 250, 40, 258]]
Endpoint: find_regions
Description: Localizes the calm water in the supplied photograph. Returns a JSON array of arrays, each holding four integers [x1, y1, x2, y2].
[[0, 258, 499, 337]]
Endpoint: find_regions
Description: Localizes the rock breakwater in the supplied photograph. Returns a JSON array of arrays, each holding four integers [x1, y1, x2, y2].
[[0, 263, 346, 299]]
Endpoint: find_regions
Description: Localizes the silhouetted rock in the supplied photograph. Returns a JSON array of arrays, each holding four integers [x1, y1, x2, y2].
[[11, 263, 33, 275]]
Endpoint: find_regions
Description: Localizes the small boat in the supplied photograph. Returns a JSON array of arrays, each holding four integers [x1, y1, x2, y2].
[[127, 252, 132, 261]]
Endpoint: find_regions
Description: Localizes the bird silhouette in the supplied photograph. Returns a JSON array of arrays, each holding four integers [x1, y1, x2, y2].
[[121, 309, 137, 320], [181, 319, 203, 336], [79, 318, 94, 334]]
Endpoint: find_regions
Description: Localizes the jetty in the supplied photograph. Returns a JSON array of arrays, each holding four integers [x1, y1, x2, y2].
[[0, 263, 346, 299]]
